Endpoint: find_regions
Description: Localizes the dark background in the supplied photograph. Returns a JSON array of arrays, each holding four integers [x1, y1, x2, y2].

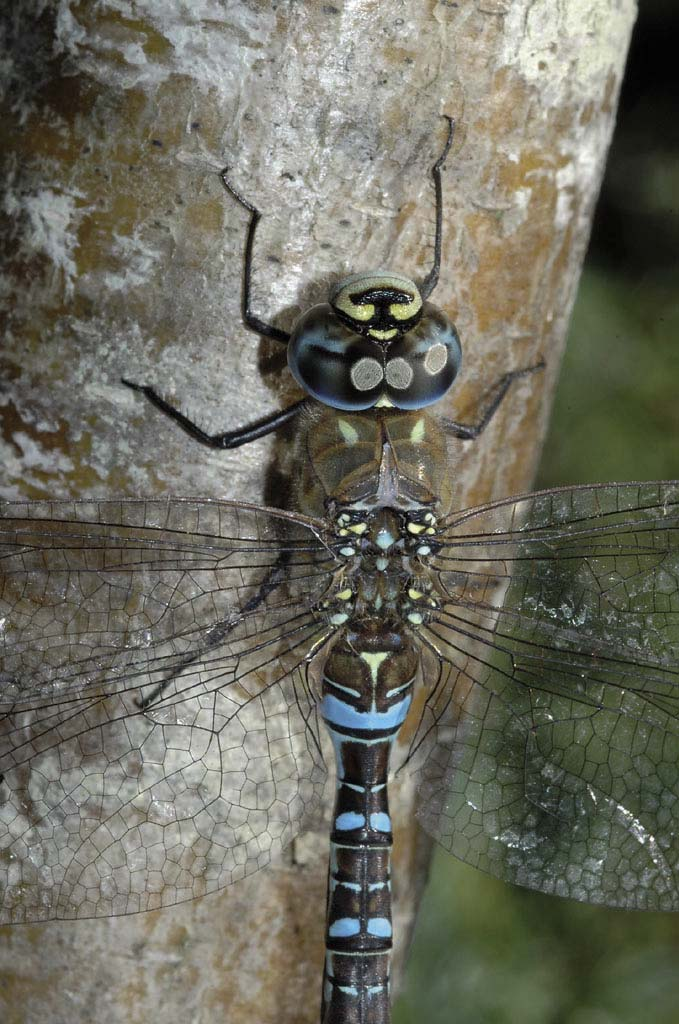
[[397, 2, 679, 1021]]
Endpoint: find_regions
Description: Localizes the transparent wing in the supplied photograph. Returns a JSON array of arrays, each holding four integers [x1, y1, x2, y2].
[[406, 482, 679, 910], [0, 498, 338, 922]]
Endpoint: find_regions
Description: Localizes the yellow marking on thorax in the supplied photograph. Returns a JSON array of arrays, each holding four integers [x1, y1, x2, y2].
[[409, 418, 426, 443], [337, 419, 360, 445]]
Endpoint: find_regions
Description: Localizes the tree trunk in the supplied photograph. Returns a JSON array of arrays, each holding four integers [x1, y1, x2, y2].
[[0, 2, 637, 1022]]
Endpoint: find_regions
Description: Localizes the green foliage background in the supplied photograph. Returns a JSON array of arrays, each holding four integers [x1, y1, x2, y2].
[[396, 2, 679, 1021]]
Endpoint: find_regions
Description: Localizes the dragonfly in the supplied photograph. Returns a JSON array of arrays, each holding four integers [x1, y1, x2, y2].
[[2, 116, 679, 1024]]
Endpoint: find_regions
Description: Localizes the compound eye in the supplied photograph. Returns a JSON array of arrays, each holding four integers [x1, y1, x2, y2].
[[288, 304, 386, 410], [383, 305, 462, 410]]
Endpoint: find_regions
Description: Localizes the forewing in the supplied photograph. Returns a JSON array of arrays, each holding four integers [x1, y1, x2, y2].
[[0, 498, 337, 922], [408, 482, 679, 909]]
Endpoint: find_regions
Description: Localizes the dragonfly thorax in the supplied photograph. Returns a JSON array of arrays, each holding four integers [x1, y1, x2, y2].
[[320, 505, 441, 627], [333, 506, 438, 559]]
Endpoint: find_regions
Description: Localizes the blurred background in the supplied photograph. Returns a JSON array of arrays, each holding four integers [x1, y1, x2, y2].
[[396, 1, 679, 1022]]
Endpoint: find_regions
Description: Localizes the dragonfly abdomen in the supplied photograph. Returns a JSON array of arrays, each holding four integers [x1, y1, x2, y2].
[[320, 628, 417, 1023]]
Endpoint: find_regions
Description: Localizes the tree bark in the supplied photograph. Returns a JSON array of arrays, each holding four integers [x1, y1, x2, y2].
[[0, 2, 637, 1022]]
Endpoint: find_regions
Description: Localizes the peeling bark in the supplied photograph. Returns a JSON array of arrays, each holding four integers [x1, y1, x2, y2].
[[0, 2, 636, 1022]]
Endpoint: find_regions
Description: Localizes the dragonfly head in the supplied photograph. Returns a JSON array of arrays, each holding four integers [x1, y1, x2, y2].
[[287, 272, 461, 412]]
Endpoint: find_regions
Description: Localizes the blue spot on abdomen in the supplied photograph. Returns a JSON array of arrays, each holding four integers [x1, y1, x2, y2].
[[321, 694, 412, 731], [367, 918, 392, 938], [329, 918, 361, 938], [335, 812, 366, 831], [369, 812, 391, 832]]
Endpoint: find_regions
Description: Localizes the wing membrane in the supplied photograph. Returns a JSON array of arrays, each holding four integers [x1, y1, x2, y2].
[[410, 482, 679, 909], [0, 498, 337, 922]]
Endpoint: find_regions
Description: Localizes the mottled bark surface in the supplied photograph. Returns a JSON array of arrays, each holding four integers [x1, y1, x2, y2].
[[0, 2, 636, 1022]]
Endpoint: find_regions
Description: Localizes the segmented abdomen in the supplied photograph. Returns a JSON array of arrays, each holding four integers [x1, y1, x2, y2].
[[320, 628, 417, 1024]]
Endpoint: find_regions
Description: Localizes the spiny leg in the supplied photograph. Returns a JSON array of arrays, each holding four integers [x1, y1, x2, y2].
[[443, 361, 544, 440], [122, 379, 308, 450], [220, 168, 290, 345], [419, 115, 456, 301], [122, 161, 299, 446]]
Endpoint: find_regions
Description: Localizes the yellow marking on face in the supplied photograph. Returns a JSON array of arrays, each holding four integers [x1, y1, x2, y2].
[[368, 328, 398, 340], [338, 300, 374, 321], [375, 396, 393, 408], [390, 294, 422, 321], [337, 419, 360, 445], [331, 274, 423, 329], [410, 419, 426, 443]]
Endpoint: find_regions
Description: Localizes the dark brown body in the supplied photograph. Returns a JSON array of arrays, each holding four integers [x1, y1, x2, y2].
[[290, 402, 450, 1023]]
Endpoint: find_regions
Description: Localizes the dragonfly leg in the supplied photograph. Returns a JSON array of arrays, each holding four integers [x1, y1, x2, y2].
[[443, 360, 544, 440], [122, 379, 309, 449], [221, 168, 290, 345], [419, 115, 456, 300]]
